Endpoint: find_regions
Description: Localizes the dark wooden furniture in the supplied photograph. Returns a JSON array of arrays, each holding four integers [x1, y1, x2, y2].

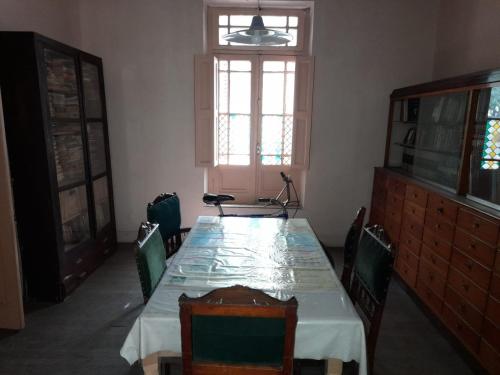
[[178, 285, 298, 375], [147, 192, 190, 258], [134, 222, 166, 304], [339, 206, 366, 291], [0, 32, 115, 302], [371, 67, 500, 374], [349, 227, 394, 374]]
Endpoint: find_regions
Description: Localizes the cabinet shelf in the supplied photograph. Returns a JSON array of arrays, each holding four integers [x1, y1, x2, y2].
[[394, 142, 461, 157]]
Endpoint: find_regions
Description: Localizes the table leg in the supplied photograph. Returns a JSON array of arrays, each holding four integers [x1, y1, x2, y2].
[[142, 351, 180, 375], [327, 358, 343, 375]]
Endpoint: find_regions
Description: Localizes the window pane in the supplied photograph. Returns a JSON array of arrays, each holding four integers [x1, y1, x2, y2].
[[230, 15, 254, 26], [230, 60, 252, 72], [263, 61, 285, 72], [262, 72, 284, 114], [262, 115, 283, 155], [260, 59, 295, 166], [288, 16, 298, 27], [218, 70, 228, 113], [219, 15, 228, 26], [285, 73, 295, 115], [216, 59, 252, 166], [262, 16, 287, 27], [288, 29, 298, 47], [219, 27, 229, 45], [230, 71, 251, 114]]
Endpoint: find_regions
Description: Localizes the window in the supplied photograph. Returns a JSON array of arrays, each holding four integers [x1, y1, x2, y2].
[[195, 6, 314, 204], [480, 87, 500, 170]]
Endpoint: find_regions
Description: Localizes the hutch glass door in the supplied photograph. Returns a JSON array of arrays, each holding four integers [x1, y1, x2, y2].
[[82, 61, 111, 233], [43, 48, 90, 251]]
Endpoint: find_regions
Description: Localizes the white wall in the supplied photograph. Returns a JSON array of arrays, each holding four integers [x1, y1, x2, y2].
[[73, 0, 441, 243], [433, 0, 500, 79], [0, 0, 80, 46], [0, 0, 441, 244]]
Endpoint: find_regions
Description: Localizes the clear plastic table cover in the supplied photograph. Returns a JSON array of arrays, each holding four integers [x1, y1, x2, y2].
[[120, 216, 367, 375]]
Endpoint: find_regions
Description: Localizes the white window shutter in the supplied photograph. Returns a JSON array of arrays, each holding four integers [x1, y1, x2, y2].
[[292, 56, 314, 169], [194, 55, 215, 167]]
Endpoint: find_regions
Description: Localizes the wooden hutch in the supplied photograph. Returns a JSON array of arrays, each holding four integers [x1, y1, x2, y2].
[[370, 68, 500, 374], [0, 32, 116, 302]]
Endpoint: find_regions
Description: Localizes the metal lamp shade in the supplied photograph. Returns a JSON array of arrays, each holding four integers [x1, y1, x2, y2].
[[223, 15, 293, 46]]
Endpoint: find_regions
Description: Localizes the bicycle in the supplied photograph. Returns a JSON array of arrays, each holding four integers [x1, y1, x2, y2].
[[203, 172, 300, 219]]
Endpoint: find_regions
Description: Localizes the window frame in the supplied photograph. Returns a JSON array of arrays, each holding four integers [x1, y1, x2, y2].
[[207, 6, 310, 56]]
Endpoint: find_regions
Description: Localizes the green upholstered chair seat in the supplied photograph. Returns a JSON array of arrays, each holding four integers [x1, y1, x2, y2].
[[135, 223, 167, 302], [192, 315, 286, 366]]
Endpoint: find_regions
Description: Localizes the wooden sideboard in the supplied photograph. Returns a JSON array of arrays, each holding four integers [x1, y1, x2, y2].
[[370, 167, 500, 374]]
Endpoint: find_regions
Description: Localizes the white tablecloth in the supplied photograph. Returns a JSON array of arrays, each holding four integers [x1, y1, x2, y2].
[[120, 216, 367, 375]]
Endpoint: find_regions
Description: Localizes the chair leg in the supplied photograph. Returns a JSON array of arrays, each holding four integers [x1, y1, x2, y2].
[[326, 358, 343, 375]]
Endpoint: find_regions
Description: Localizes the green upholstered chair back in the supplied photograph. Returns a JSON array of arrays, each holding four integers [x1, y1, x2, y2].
[[179, 285, 298, 375], [353, 227, 394, 303], [147, 193, 181, 243], [350, 226, 394, 374], [134, 222, 167, 303]]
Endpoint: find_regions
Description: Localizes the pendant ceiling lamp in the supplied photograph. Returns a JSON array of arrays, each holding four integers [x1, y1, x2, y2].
[[223, 3, 293, 46]]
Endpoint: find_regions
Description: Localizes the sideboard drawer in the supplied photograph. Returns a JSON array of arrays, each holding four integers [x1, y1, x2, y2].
[[442, 304, 480, 353], [400, 230, 421, 255], [451, 250, 491, 290], [485, 296, 500, 327], [444, 287, 483, 333], [448, 267, 488, 311], [398, 244, 419, 271], [402, 216, 423, 240], [416, 279, 442, 315], [482, 318, 500, 354], [491, 273, 500, 301], [427, 194, 458, 223], [396, 257, 417, 288], [457, 209, 499, 246], [404, 200, 425, 223], [419, 258, 446, 298], [420, 244, 449, 278], [453, 228, 496, 269], [405, 184, 428, 208], [387, 177, 406, 197], [423, 228, 452, 260], [478, 340, 500, 375], [425, 214, 454, 244]]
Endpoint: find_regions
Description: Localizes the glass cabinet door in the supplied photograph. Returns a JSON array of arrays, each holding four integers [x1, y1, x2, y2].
[[43, 48, 90, 250], [388, 92, 468, 191], [81, 60, 111, 232], [412, 92, 468, 190], [469, 86, 500, 207]]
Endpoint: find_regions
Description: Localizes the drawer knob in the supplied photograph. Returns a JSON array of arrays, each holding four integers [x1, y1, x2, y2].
[[412, 209, 416, 214], [456, 323, 463, 331], [429, 275, 434, 281], [465, 261, 473, 271], [459, 304, 466, 313], [435, 224, 441, 230], [473, 222, 480, 229], [434, 241, 439, 247], [462, 283, 469, 292], [413, 193, 418, 198], [469, 243, 476, 250], [437, 207, 444, 214], [410, 225, 415, 230], [430, 255, 436, 264]]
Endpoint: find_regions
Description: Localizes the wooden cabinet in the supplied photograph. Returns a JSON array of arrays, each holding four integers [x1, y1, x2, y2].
[[372, 68, 500, 373], [370, 167, 500, 374], [0, 32, 116, 302]]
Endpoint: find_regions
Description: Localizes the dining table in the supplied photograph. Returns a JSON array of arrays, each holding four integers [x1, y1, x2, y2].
[[120, 216, 367, 375]]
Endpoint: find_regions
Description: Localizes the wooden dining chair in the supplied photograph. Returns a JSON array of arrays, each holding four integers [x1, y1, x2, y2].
[[324, 207, 366, 291], [349, 226, 394, 374], [134, 222, 167, 304], [178, 285, 298, 375], [147, 192, 190, 258]]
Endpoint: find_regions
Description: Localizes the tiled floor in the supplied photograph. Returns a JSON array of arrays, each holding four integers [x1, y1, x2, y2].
[[0, 245, 481, 375]]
